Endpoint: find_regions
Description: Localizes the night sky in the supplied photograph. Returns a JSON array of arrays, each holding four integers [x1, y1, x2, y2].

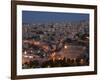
[[22, 11, 89, 23]]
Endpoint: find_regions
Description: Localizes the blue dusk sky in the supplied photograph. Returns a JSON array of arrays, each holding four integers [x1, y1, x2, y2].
[[22, 11, 89, 23]]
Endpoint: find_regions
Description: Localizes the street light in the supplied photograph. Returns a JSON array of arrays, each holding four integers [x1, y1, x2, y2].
[[64, 45, 68, 49], [24, 51, 27, 55]]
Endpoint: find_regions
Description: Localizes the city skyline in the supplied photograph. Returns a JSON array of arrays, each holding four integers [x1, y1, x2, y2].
[[22, 11, 89, 24], [22, 10, 89, 69]]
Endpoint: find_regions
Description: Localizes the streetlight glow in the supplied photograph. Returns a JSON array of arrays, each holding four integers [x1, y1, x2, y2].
[[64, 45, 68, 49]]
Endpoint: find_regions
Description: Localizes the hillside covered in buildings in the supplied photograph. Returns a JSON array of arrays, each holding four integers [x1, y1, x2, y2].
[[22, 20, 89, 69]]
